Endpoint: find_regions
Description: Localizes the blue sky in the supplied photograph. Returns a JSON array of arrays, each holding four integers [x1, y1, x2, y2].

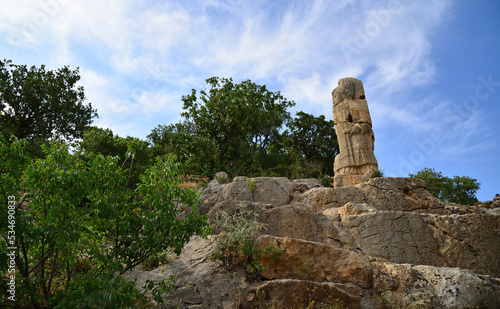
[[1, 0, 499, 201]]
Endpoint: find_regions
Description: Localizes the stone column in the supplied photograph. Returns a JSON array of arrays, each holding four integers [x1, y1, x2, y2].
[[332, 77, 378, 187]]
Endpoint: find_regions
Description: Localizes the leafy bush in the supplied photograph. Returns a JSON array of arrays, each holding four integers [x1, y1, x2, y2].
[[320, 175, 332, 187], [409, 167, 480, 205], [371, 169, 385, 178], [211, 204, 283, 274], [0, 133, 210, 307]]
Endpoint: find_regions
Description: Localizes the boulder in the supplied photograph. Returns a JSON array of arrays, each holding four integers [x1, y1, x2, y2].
[[293, 187, 339, 212], [198, 179, 225, 215], [124, 236, 241, 309], [336, 177, 446, 213], [337, 211, 443, 266], [242, 279, 365, 309], [425, 213, 500, 278], [256, 236, 373, 288], [125, 176, 500, 308], [372, 262, 500, 308], [214, 171, 229, 182], [261, 204, 350, 247], [219, 177, 291, 206], [293, 177, 445, 214], [290, 178, 323, 194]]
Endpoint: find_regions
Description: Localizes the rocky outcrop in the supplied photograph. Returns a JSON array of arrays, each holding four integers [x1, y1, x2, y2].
[[256, 236, 373, 288], [126, 176, 500, 308], [199, 176, 322, 215], [243, 279, 366, 309], [124, 236, 245, 309], [293, 177, 446, 214], [372, 262, 500, 308]]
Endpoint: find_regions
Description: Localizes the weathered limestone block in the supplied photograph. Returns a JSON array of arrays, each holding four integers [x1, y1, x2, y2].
[[337, 177, 446, 214], [425, 213, 500, 278], [294, 177, 445, 214], [372, 262, 500, 308], [292, 187, 340, 212], [332, 77, 378, 187], [219, 177, 291, 206], [339, 211, 443, 266], [261, 204, 349, 247], [242, 279, 365, 309], [256, 235, 373, 288], [124, 236, 241, 308]]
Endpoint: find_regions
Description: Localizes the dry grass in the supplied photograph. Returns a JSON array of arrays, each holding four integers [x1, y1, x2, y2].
[[179, 175, 209, 190]]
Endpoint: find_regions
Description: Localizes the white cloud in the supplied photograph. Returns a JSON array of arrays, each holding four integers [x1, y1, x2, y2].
[[0, 0, 458, 140]]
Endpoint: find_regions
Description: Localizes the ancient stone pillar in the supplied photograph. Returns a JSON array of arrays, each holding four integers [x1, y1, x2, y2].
[[332, 77, 378, 187]]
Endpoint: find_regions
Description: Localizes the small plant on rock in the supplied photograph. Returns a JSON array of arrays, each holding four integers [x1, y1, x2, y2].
[[371, 169, 385, 178], [215, 175, 230, 184], [211, 204, 283, 274], [247, 178, 257, 192]]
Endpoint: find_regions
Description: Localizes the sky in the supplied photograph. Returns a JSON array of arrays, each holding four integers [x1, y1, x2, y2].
[[1, 0, 499, 201]]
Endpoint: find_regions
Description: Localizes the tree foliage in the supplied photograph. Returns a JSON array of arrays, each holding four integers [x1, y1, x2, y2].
[[180, 77, 295, 176], [0, 133, 209, 307], [283, 111, 339, 178], [0, 59, 97, 153], [150, 77, 339, 179], [147, 121, 210, 175], [77, 127, 152, 188], [409, 167, 480, 205]]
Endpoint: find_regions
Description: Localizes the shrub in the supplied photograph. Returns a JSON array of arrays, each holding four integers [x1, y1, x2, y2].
[[0, 133, 210, 308], [371, 169, 385, 178], [211, 204, 283, 274], [409, 167, 480, 205]]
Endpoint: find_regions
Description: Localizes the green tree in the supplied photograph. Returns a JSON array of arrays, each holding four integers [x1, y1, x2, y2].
[[409, 167, 480, 205], [181, 77, 295, 176], [0, 133, 209, 307], [147, 121, 215, 176], [77, 127, 152, 188], [282, 111, 338, 178], [0, 59, 97, 155]]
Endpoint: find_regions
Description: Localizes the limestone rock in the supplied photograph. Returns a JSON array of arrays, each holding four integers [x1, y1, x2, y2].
[[256, 236, 373, 288], [372, 262, 500, 308], [338, 211, 443, 266], [219, 176, 291, 206], [198, 179, 225, 215], [261, 204, 350, 247], [290, 178, 323, 199], [208, 201, 350, 247], [332, 77, 378, 187], [336, 177, 446, 214], [242, 279, 365, 309], [294, 177, 445, 214], [124, 236, 242, 308], [425, 213, 500, 278], [336, 202, 377, 217], [293, 187, 339, 212], [214, 171, 228, 181]]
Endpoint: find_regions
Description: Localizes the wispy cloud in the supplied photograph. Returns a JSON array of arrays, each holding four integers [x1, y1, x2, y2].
[[1, 0, 456, 139]]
